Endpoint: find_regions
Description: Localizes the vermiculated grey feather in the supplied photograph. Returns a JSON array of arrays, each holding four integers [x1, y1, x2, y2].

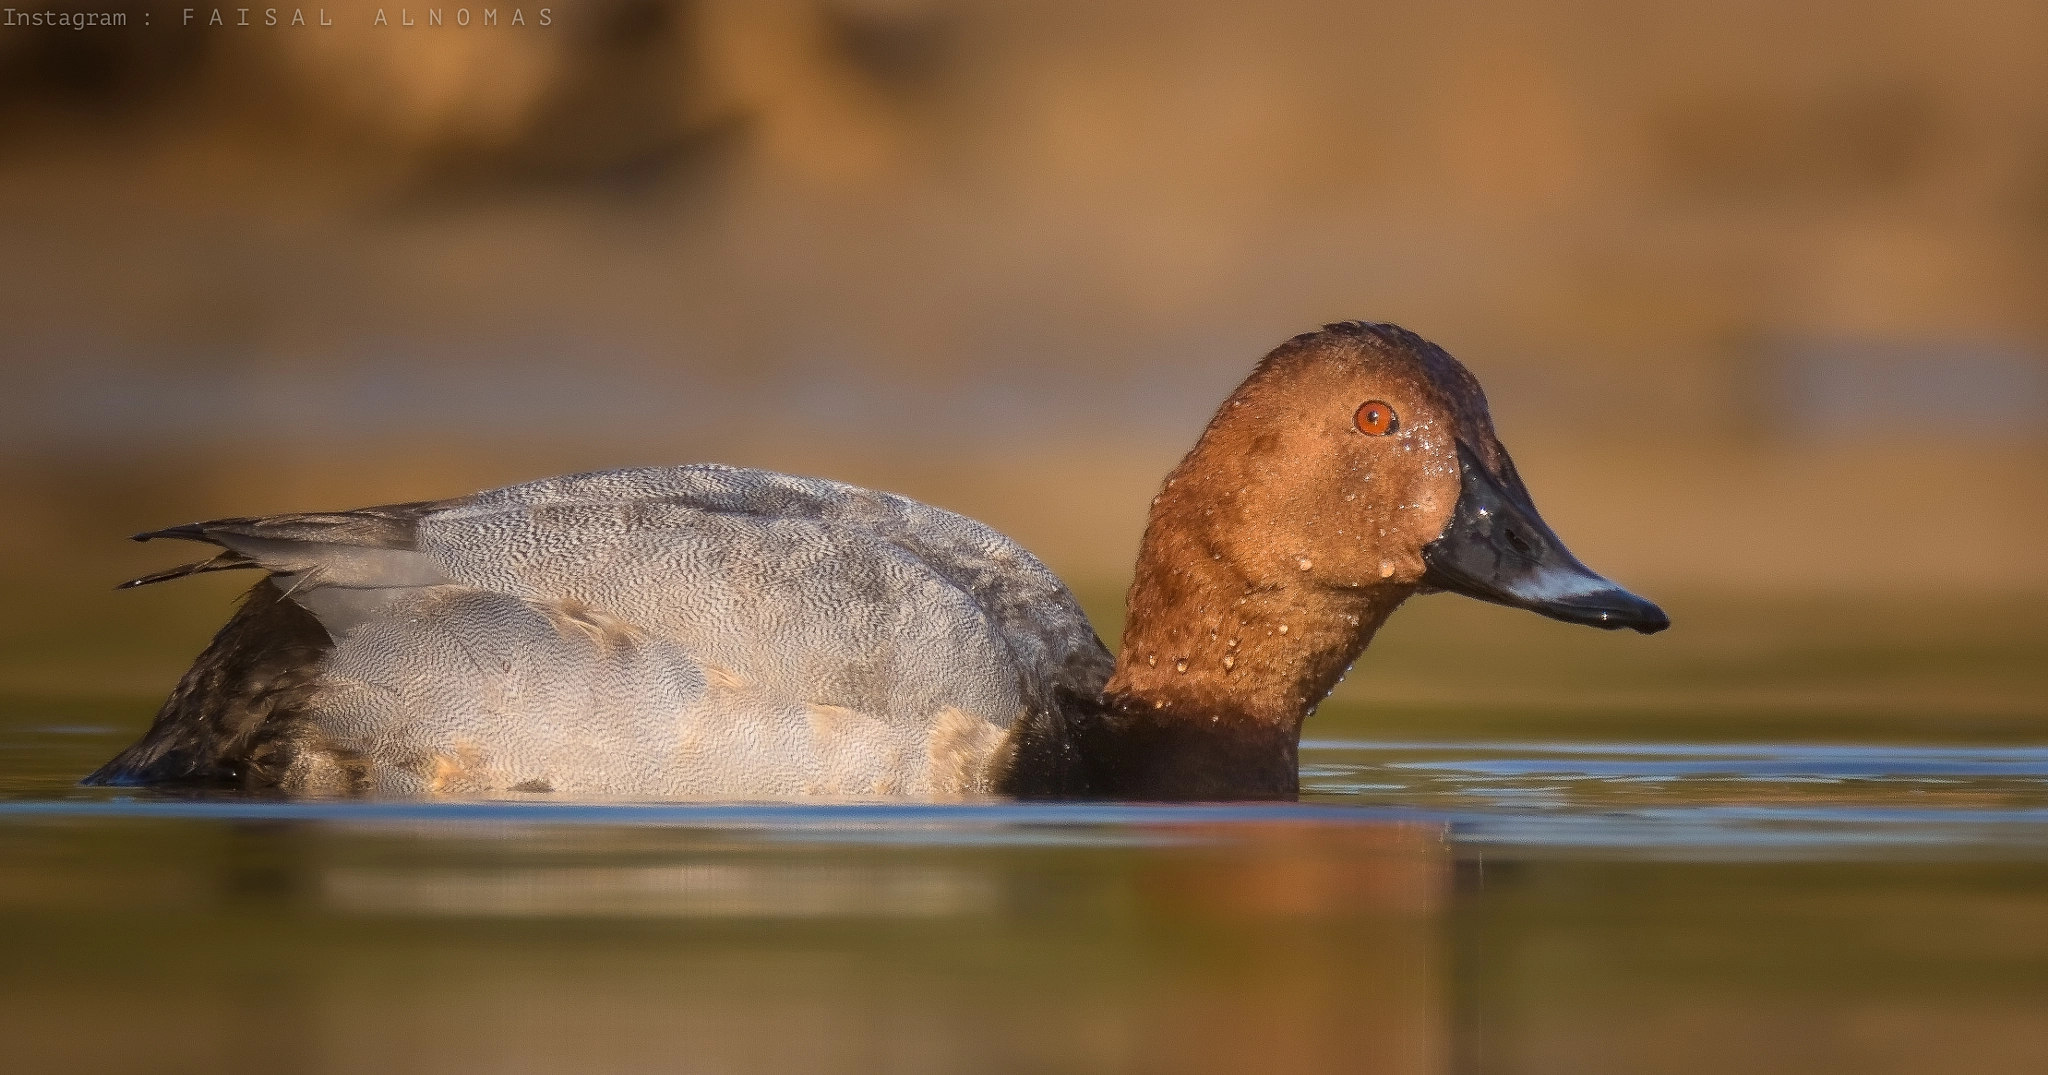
[[92, 465, 1115, 798]]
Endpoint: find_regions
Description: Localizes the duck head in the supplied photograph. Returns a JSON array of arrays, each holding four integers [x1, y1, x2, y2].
[[1092, 321, 1666, 799]]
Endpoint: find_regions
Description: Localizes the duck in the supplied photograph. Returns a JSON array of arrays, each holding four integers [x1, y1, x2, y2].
[[86, 321, 1667, 801]]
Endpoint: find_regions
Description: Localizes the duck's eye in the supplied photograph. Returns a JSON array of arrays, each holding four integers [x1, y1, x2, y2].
[[1353, 400, 1399, 436]]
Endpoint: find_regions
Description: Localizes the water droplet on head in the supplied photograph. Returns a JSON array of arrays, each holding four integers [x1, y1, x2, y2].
[[1174, 658, 1188, 673], [1278, 624, 1289, 635], [1297, 558, 1313, 571]]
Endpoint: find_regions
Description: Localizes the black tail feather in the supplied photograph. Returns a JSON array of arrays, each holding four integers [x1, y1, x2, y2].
[[116, 551, 261, 590], [132, 522, 218, 544]]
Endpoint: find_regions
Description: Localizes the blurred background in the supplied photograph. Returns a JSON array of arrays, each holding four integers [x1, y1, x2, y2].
[[4, 0, 2045, 712], [4, 4, 2048, 1074], [6, 0, 2048, 587]]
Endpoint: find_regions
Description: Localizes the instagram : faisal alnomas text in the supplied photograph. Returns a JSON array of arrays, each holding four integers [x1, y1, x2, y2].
[[168, 7, 553, 27]]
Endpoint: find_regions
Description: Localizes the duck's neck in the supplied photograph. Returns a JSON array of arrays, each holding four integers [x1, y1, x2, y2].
[[1089, 526, 1412, 800]]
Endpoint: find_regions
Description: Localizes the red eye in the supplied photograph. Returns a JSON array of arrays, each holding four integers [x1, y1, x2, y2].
[[1354, 400, 1398, 436]]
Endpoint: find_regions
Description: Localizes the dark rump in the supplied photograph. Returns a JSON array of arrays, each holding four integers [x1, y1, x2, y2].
[[83, 576, 333, 789]]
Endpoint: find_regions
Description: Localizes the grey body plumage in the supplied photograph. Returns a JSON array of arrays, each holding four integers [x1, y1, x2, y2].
[[90, 465, 1115, 798]]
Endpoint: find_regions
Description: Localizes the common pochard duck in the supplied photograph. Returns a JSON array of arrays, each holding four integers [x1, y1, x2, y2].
[[89, 322, 1665, 801]]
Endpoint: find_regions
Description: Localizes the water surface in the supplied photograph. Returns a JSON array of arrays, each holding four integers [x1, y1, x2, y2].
[[3, 594, 2046, 1074]]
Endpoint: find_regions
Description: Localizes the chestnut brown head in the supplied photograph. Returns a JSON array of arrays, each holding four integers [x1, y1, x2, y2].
[[1148, 321, 1667, 633]]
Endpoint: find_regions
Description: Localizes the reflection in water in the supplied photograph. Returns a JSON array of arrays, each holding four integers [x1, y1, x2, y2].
[[1125, 823, 1452, 1075], [1, 816, 1454, 1075], [325, 861, 996, 919], [324, 822, 1450, 923]]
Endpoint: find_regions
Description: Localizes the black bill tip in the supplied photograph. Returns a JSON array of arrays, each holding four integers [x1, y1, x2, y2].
[[1516, 580, 1670, 634]]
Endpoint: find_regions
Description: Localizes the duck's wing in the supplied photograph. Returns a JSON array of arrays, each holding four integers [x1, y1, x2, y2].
[[409, 465, 1114, 727]]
